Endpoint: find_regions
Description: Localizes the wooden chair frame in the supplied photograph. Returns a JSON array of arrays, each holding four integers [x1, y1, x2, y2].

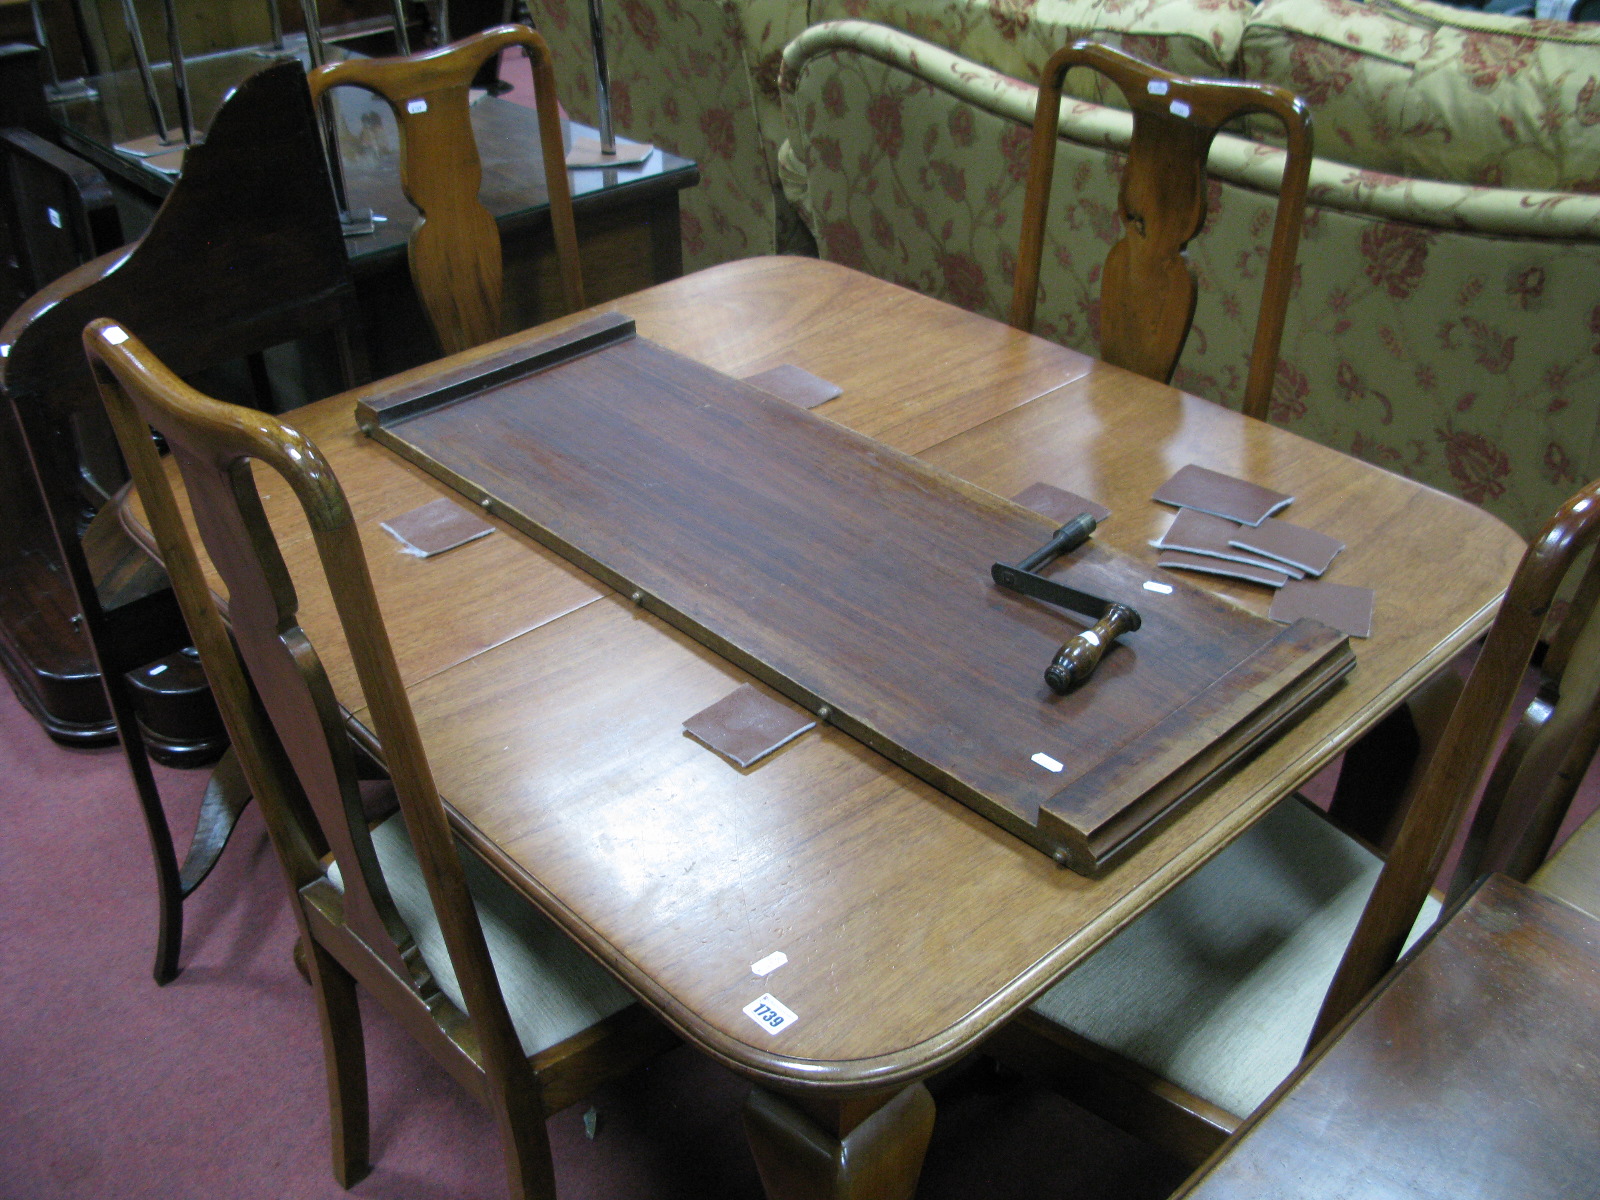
[[308, 24, 585, 355], [1, 62, 363, 984], [1008, 41, 1312, 421], [86, 321, 670, 1196], [1313, 477, 1600, 1040]]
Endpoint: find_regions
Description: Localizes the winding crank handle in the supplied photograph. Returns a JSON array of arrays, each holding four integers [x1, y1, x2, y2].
[[1045, 603, 1141, 694]]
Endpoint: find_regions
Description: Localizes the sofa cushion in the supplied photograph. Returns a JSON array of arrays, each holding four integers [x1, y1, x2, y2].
[[1241, 0, 1600, 192], [810, 0, 1253, 104]]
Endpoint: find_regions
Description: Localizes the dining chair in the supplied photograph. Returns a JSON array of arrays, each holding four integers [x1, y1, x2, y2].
[[988, 473, 1600, 1165], [1007, 41, 1312, 422], [1, 61, 364, 984], [306, 23, 585, 355], [85, 321, 675, 1197], [1169, 874, 1600, 1200]]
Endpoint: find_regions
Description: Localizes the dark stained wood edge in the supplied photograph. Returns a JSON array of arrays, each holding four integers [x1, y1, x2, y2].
[[1044, 622, 1355, 873], [355, 311, 636, 429]]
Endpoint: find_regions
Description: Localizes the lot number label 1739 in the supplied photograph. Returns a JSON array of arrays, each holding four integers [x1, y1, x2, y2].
[[742, 993, 798, 1035]]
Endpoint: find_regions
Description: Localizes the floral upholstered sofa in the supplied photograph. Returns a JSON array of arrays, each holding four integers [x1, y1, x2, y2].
[[778, 0, 1600, 538]]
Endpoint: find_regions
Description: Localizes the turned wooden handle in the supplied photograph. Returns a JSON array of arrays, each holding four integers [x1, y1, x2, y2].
[[1045, 603, 1141, 694]]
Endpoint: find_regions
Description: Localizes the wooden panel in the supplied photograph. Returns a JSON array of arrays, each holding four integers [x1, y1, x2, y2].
[[1176, 876, 1600, 1200], [358, 314, 1350, 872]]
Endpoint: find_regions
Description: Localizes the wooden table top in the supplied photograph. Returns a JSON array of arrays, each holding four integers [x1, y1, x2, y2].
[[123, 256, 1525, 1096]]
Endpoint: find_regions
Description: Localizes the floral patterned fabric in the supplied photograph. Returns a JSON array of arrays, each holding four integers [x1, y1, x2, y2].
[[810, 0, 1254, 106], [781, 20, 1600, 537], [1241, 0, 1600, 192], [521, 0, 1255, 271], [526, 0, 807, 270]]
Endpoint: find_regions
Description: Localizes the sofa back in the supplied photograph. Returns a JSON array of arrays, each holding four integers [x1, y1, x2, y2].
[[1240, 0, 1600, 192], [811, 0, 1252, 106]]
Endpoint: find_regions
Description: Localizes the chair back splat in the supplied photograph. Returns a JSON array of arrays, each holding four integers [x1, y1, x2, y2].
[[87, 323, 669, 1194], [1008, 41, 1312, 421], [308, 24, 584, 355], [90, 319, 488, 1030]]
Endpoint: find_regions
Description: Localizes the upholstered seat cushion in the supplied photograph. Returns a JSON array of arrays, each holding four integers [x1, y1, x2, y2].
[[331, 815, 634, 1058], [1030, 797, 1440, 1118]]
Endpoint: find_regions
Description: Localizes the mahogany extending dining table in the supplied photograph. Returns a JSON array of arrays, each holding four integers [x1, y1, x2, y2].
[[121, 255, 1525, 1199]]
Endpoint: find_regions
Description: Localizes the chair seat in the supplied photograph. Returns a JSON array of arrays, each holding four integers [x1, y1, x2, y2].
[[1030, 797, 1440, 1118], [332, 814, 634, 1058]]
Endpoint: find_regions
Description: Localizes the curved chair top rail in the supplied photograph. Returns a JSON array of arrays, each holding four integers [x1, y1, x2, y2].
[[1009, 40, 1312, 423], [308, 24, 585, 355]]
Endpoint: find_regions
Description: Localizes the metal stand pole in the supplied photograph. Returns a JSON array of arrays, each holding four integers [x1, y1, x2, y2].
[[586, 0, 615, 156], [158, 0, 194, 145], [30, 0, 96, 101], [267, 0, 285, 50], [390, 0, 412, 55], [116, 0, 174, 146], [298, 0, 377, 235]]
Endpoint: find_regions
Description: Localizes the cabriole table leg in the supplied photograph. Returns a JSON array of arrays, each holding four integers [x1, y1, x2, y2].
[[743, 1082, 935, 1200]]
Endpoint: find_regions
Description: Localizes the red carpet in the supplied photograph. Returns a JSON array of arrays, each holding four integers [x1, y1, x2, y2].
[[0, 681, 1185, 1199]]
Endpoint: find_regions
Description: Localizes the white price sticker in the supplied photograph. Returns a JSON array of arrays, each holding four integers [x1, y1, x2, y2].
[[742, 993, 798, 1035], [751, 951, 788, 976]]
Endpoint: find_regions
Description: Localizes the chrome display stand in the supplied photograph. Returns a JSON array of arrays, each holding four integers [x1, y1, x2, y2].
[[110, 0, 192, 172], [567, 0, 653, 168], [297, 0, 380, 236]]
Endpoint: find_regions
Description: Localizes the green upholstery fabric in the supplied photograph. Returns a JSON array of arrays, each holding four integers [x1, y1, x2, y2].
[[810, 0, 1254, 106], [515, 0, 1600, 538], [1242, 0, 1600, 192], [330, 814, 634, 1058], [1030, 798, 1441, 1119]]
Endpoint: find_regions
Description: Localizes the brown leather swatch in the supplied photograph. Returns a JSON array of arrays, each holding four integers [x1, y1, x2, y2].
[[683, 684, 817, 768], [1155, 510, 1305, 579], [1157, 549, 1290, 588], [1011, 482, 1112, 525], [1229, 518, 1344, 577], [380, 497, 494, 558], [742, 364, 843, 410], [1270, 580, 1374, 638], [1152, 464, 1293, 527]]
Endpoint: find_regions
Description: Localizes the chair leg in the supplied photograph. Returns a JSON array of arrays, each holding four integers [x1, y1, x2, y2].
[[117, 714, 185, 985], [305, 939, 371, 1187], [494, 1086, 559, 1200]]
